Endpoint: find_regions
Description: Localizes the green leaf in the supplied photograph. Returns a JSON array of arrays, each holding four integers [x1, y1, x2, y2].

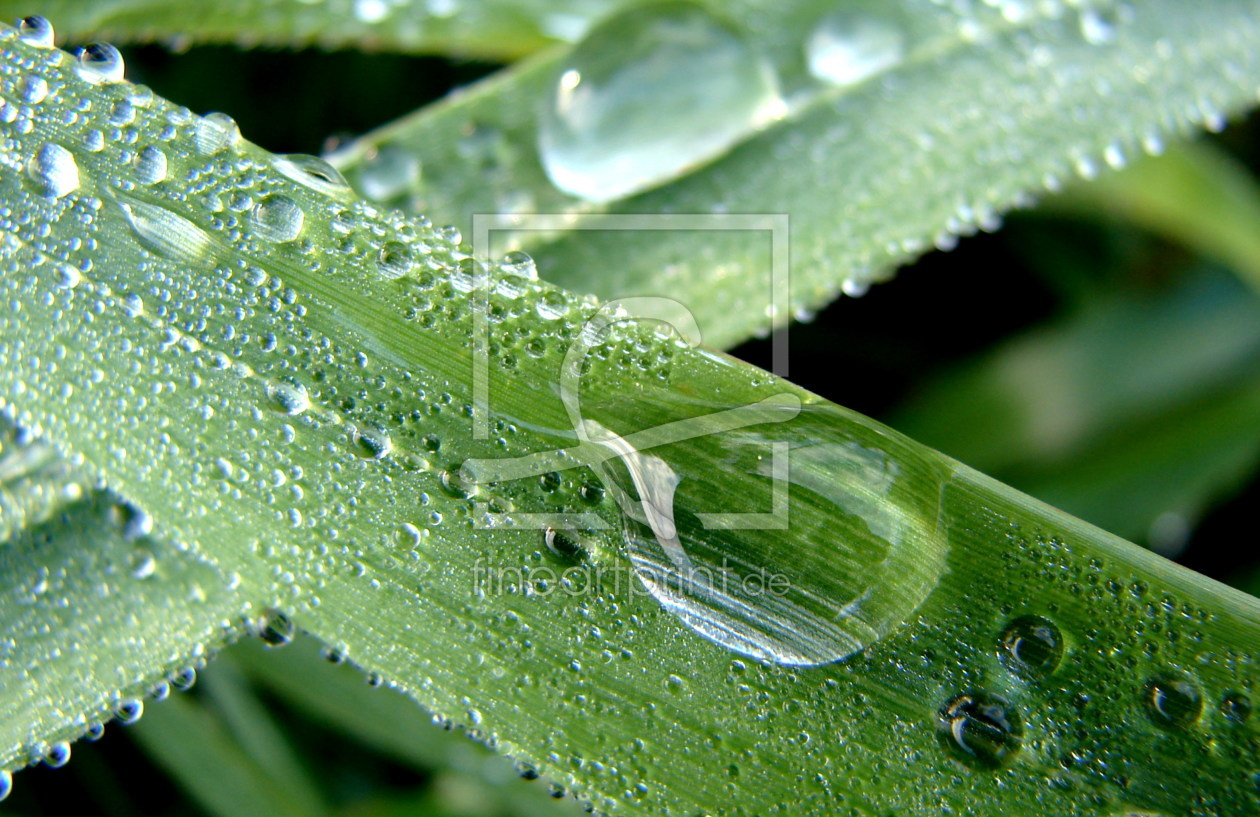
[[0, 0, 621, 59], [332, 0, 1260, 349], [0, 21, 1257, 817]]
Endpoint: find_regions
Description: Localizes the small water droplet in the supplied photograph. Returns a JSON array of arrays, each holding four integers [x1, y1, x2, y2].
[[938, 692, 1022, 767], [353, 425, 392, 459], [539, 1, 784, 202], [250, 195, 305, 243], [76, 43, 125, 85], [54, 263, 82, 289], [1144, 671, 1203, 730], [192, 112, 241, 155], [19, 75, 49, 104], [321, 645, 347, 664], [114, 699, 144, 725], [0, 769, 11, 801], [85, 723, 106, 741], [134, 145, 169, 184], [44, 742, 70, 768], [1221, 691, 1252, 723], [376, 241, 413, 279], [169, 667, 197, 691], [997, 615, 1063, 679], [358, 144, 421, 200], [501, 250, 538, 279], [27, 143, 79, 199], [259, 609, 295, 647], [18, 16, 54, 48], [806, 9, 905, 87], [117, 197, 215, 264]]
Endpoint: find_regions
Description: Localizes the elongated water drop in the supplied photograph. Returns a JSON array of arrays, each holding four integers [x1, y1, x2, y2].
[[539, 1, 784, 202], [251, 195, 305, 243], [192, 112, 241, 156], [273, 154, 353, 198], [18, 15, 54, 48], [27, 143, 79, 199], [76, 43, 125, 85], [472, 393, 949, 667], [806, 9, 906, 87]]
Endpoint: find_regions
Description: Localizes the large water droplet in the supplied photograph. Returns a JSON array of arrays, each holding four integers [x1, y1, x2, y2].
[[27, 143, 79, 199], [76, 43, 125, 85], [806, 9, 906, 87], [258, 609, 295, 647], [273, 154, 353, 198], [997, 614, 1063, 679], [18, 15, 54, 48], [468, 392, 949, 666], [538, 1, 784, 202], [133, 145, 169, 184], [43, 742, 70, 768], [192, 112, 241, 156], [114, 699, 144, 725], [376, 241, 414, 280], [266, 380, 310, 416], [250, 195, 305, 243], [1144, 671, 1203, 730], [18, 75, 49, 105], [938, 692, 1022, 767], [0, 769, 11, 801]]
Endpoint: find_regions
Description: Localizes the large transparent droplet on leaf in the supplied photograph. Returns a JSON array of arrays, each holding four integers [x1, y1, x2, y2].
[[538, 1, 784, 203]]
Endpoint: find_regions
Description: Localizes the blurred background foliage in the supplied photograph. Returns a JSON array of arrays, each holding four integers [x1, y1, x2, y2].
[[3, 22, 1259, 817]]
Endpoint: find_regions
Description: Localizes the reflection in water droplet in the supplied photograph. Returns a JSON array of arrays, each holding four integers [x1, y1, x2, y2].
[[353, 426, 392, 460], [539, 1, 784, 202], [358, 144, 421, 200], [27, 143, 79, 199], [76, 43, 125, 85], [997, 614, 1063, 679], [259, 609, 295, 647], [806, 9, 906, 87], [18, 15, 55, 48], [250, 195, 305, 243], [573, 397, 948, 666], [544, 526, 585, 560], [133, 145, 169, 184], [1145, 671, 1203, 730], [44, 742, 70, 768], [273, 154, 353, 198], [938, 692, 1022, 767], [114, 699, 144, 725], [0, 769, 11, 802], [266, 380, 310, 415]]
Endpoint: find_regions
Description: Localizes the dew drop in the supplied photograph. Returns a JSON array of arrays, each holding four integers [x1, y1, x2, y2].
[[321, 645, 347, 664], [17, 15, 54, 48], [18, 75, 49, 104], [133, 145, 169, 184], [259, 609, 295, 647], [806, 9, 905, 87], [1079, 8, 1118, 45], [376, 241, 414, 279], [938, 692, 1022, 767], [76, 43, 125, 85], [53, 263, 82, 289], [273, 154, 353, 198], [501, 250, 538, 279], [353, 425, 393, 459], [114, 699, 144, 725], [266, 380, 310, 416], [192, 112, 241, 156], [169, 667, 197, 691], [1144, 671, 1203, 730], [43, 741, 70, 768], [250, 195, 305, 243], [85, 723, 106, 741], [1221, 691, 1252, 723], [473, 394, 949, 667], [544, 526, 584, 560], [0, 769, 10, 802], [997, 615, 1063, 679], [358, 144, 421, 200], [27, 142, 79, 199], [538, 1, 784, 202]]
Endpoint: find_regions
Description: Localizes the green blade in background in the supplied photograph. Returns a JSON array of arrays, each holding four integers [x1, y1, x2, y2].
[[0, 0, 624, 59], [328, 0, 1260, 349], [0, 21, 1257, 817]]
